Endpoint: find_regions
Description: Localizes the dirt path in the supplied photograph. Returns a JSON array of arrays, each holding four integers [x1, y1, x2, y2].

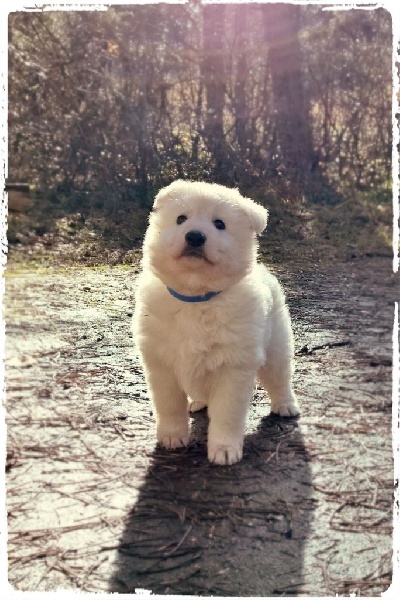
[[4, 256, 396, 595]]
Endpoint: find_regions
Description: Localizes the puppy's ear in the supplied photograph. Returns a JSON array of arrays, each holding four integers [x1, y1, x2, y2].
[[241, 197, 268, 234], [153, 180, 187, 211]]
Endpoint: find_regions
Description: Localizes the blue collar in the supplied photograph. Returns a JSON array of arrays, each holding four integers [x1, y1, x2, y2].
[[167, 287, 221, 303]]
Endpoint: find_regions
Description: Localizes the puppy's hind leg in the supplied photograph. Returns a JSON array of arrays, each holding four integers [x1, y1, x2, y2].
[[258, 305, 300, 417], [189, 398, 208, 413]]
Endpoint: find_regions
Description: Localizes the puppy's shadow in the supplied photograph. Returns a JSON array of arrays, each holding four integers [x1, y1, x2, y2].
[[109, 409, 313, 596]]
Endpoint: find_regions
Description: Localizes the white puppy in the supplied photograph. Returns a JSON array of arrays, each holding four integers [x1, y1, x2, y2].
[[133, 180, 299, 465]]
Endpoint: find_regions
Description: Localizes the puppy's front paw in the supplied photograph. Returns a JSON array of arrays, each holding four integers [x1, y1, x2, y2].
[[272, 397, 300, 417], [158, 431, 189, 449], [208, 441, 243, 465], [157, 422, 189, 449]]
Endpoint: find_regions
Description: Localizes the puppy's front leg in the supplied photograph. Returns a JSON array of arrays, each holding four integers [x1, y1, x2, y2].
[[207, 367, 254, 465], [144, 361, 189, 449]]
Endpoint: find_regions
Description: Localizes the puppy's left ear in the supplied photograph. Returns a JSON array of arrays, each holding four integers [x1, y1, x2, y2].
[[242, 198, 268, 234]]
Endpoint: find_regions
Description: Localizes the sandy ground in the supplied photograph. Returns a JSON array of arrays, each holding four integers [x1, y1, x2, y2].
[[4, 255, 396, 595]]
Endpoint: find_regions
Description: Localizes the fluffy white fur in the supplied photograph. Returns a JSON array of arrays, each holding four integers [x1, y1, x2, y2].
[[133, 180, 299, 465]]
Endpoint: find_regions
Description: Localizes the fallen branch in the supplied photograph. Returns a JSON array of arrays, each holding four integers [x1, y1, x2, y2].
[[296, 340, 351, 355]]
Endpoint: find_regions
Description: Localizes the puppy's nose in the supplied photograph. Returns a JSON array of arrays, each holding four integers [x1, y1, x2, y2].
[[185, 230, 206, 247]]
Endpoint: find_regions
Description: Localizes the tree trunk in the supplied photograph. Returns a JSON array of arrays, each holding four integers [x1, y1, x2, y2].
[[264, 4, 316, 185], [201, 4, 231, 183], [233, 4, 248, 154]]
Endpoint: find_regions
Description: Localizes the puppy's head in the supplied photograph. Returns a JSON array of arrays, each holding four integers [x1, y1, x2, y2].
[[143, 180, 268, 294]]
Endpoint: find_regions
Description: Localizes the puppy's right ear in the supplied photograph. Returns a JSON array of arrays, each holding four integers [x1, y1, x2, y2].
[[153, 187, 170, 211], [153, 180, 187, 210]]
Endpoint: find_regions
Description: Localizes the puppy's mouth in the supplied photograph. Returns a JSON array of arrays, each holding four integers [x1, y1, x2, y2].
[[179, 245, 214, 264], [181, 246, 205, 259]]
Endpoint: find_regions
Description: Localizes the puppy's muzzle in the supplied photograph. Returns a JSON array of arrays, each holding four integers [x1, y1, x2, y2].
[[182, 230, 207, 258]]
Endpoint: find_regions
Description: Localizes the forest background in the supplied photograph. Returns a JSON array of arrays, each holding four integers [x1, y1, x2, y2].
[[6, 2, 395, 265]]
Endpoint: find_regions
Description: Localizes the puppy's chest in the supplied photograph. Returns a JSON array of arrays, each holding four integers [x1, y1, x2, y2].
[[154, 304, 238, 367], [167, 306, 227, 353], [148, 299, 266, 379]]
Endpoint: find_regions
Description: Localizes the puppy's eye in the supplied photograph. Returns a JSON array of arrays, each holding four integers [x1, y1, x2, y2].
[[176, 215, 187, 225], [213, 219, 225, 230]]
